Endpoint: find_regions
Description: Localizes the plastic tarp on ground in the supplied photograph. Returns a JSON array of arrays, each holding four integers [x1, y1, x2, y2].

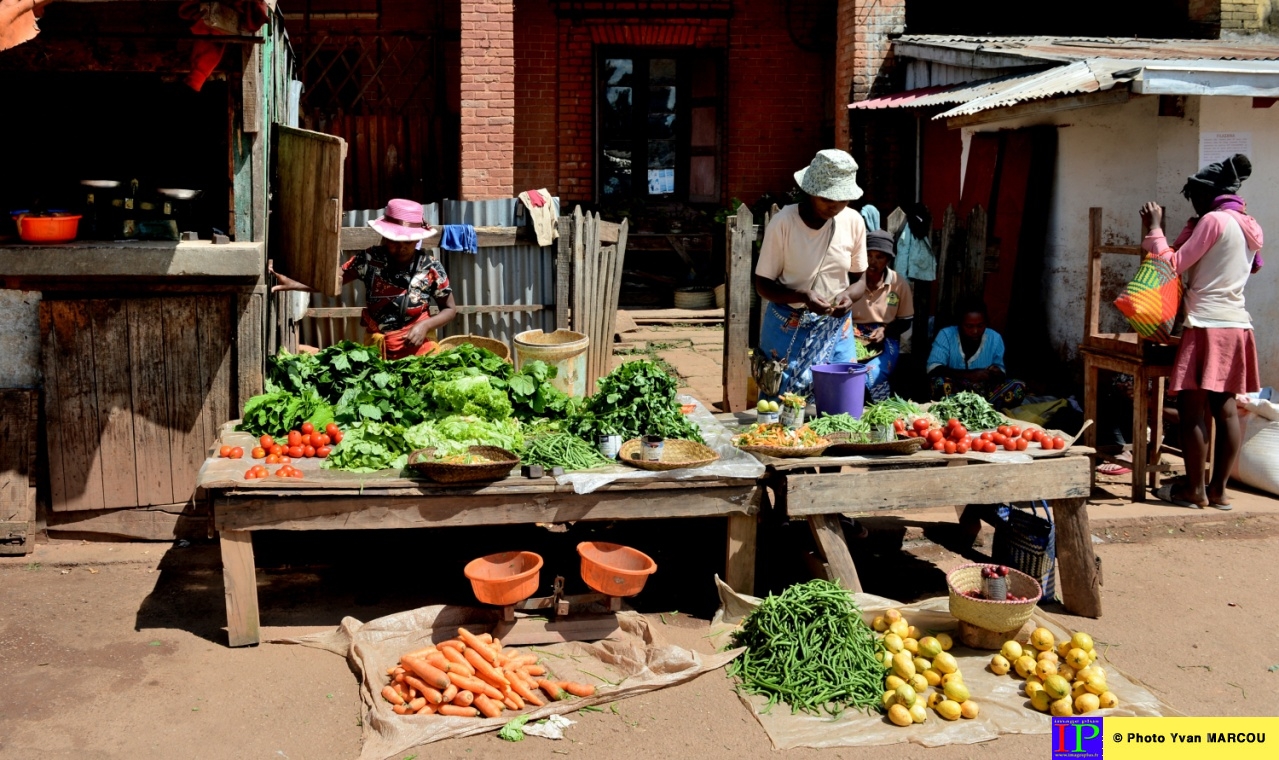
[[273, 604, 742, 760], [556, 395, 765, 494], [711, 579, 1179, 750]]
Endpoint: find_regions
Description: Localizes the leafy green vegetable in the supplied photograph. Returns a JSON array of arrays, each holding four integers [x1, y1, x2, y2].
[[569, 361, 702, 443], [498, 715, 531, 742], [855, 340, 872, 361], [929, 391, 1003, 430], [238, 388, 331, 437], [321, 421, 410, 472], [427, 374, 512, 421], [860, 396, 921, 430], [523, 433, 611, 471], [808, 413, 871, 439], [403, 416, 523, 457]]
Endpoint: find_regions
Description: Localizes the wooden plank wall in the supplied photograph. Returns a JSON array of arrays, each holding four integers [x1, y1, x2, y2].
[[316, 113, 431, 213], [0, 390, 37, 555], [40, 297, 234, 513]]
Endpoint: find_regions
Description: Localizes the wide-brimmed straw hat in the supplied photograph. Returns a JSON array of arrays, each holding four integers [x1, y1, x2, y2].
[[369, 198, 439, 242], [794, 149, 864, 202]]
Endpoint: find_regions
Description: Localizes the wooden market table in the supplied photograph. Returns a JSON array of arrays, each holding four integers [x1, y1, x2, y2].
[[749, 446, 1103, 619], [201, 462, 760, 647]]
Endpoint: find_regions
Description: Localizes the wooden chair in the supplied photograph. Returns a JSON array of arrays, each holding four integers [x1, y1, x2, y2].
[[1080, 207, 1197, 501]]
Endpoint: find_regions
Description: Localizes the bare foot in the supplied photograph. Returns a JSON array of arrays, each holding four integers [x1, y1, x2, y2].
[[1206, 489, 1232, 507]]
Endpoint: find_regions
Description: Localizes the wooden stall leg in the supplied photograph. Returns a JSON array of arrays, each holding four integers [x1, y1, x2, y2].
[[220, 529, 261, 647], [1048, 497, 1102, 618], [1131, 367, 1149, 502], [725, 507, 759, 596], [808, 514, 862, 592], [1149, 376, 1166, 493]]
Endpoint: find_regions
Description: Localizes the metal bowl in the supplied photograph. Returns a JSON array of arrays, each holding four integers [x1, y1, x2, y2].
[[155, 188, 202, 200], [80, 180, 121, 189]]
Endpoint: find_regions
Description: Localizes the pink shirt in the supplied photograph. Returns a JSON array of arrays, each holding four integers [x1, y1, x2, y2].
[[1143, 210, 1263, 328]]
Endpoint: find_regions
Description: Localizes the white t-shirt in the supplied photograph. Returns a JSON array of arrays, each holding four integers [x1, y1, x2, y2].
[[754, 204, 868, 308]]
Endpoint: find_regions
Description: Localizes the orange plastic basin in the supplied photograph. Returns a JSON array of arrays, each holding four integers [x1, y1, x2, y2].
[[577, 541, 657, 597], [15, 213, 81, 243], [463, 551, 543, 606]]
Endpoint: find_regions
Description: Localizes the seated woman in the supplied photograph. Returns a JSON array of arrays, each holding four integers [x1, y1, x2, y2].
[[927, 298, 1026, 410], [851, 230, 913, 402]]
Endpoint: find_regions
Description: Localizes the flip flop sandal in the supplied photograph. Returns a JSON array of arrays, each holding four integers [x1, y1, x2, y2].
[[1153, 484, 1204, 509], [1207, 500, 1234, 511], [1095, 463, 1133, 475]]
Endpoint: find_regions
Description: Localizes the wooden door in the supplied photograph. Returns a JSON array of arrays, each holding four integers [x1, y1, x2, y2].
[[40, 297, 233, 512], [275, 125, 346, 296]]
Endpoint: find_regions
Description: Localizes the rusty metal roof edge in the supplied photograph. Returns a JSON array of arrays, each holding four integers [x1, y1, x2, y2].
[[896, 34, 1279, 64]]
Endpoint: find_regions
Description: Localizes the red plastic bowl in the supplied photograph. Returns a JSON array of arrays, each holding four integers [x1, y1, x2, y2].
[[577, 541, 657, 597], [16, 213, 81, 243], [463, 551, 543, 606]]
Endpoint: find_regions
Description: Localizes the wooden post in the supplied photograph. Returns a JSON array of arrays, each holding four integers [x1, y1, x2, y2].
[[1131, 365, 1150, 502], [723, 204, 754, 412], [725, 497, 758, 595], [1049, 497, 1102, 618], [964, 205, 987, 300], [555, 215, 572, 330], [808, 513, 862, 592], [1086, 207, 1103, 345], [937, 205, 958, 322], [220, 529, 261, 646], [570, 207, 585, 336], [0, 390, 37, 555]]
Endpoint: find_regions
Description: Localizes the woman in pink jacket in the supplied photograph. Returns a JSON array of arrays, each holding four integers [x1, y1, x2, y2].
[[1141, 154, 1263, 510]]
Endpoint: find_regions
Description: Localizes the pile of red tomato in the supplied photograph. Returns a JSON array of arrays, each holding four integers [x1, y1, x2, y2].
[[243, 463, 304, 480], [895, 418, 1069, 455], [217, 422, 345, 480]]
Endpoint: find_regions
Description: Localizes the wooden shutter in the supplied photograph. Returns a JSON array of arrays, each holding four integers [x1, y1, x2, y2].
[[275, 125, 346, 296], [687, 55, 722, 204]]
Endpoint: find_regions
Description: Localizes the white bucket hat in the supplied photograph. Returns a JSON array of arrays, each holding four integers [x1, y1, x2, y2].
[[794, 149, 864, 202]]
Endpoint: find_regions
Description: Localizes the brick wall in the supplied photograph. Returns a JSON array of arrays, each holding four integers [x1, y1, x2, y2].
[[513, 0, 832, 205], [460, 0, 515, 199], [1220, 0, 1272, 31]]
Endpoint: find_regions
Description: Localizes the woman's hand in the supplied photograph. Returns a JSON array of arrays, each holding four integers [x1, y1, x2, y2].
[[804, 291, 833, 316], [865, 326, 886, 344], [1140, 202, 1163, 233], [404, 319, 432, 348], [830, 291, 855, 317], [268, 260, 312, 293]]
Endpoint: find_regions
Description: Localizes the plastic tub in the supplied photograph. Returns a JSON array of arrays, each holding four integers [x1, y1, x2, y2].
[[513, 329, 589, 397], [463, 550, 543, 606], [811, 362, 869, 419], [577, 541, 657, 597], [15, 213, 81, 243]]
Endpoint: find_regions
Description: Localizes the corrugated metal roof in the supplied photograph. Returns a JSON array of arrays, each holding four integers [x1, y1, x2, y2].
[[897, 35, 1279, 64], [850, 70, 1054, 110]]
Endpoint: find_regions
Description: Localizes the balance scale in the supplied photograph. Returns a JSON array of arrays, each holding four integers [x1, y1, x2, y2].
[[467, 542, 657, 646]]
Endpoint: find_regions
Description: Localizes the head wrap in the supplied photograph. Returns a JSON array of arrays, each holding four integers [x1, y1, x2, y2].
[[1183, 154, 1252, 199]]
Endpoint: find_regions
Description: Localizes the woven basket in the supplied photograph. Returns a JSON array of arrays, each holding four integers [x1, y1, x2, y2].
[[947, 563, 1042, 632], [674, 287, 715, 310], [823, 434, 924, 456], [737, 441, 830, 458], [618, 438, 719, 471], [407, 446, 519, 483], [434, 334, 511, 361]]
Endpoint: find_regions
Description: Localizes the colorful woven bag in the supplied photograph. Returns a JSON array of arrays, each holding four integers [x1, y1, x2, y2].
[[1113, 254, 1182, 343]]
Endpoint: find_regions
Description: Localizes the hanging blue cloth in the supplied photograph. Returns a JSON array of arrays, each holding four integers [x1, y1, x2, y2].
[[859, 204, 881, 232], [440, 224, 478, 255], [894, 223, 936, 281]]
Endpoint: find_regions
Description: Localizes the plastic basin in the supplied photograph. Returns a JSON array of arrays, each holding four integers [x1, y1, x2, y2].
[[463, 550, 543, 606], [513, 329, 589, 397], [15, 213, 81, 243], [577, 541, 657, 597]]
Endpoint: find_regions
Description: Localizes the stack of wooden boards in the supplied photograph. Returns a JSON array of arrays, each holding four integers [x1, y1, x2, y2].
[[566, 207, 629, 395], [381, 627, 597, 718]]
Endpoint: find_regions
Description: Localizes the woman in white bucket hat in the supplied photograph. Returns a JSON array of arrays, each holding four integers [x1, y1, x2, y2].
[[753, 149, 869, 399], [270, 198, 458, 359]]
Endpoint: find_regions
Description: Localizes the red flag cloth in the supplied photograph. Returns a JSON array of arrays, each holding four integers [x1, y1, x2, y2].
[[178, 2, 269, 92]]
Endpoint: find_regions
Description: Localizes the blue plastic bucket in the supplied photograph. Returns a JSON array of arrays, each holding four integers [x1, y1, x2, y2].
[[811, 363, 869, 419]]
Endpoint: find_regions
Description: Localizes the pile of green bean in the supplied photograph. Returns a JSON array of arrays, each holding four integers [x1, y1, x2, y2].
[[808, 413, 872, 439], [522, 433, 610, 471], [728, 579, 885, 716]]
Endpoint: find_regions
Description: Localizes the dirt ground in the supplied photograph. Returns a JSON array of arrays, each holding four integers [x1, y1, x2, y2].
[[3, 508, 1278, 760]]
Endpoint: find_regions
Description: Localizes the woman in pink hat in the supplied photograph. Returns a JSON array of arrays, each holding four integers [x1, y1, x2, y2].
[[271, 198, 457, 359]]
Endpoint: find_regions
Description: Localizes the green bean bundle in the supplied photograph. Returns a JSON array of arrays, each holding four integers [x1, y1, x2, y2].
[[808, 413, 871, 439], [728, 579, 886, 716], [521, 433, 610, 471]]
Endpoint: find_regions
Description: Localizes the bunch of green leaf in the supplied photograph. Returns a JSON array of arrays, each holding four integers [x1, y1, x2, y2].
[[403, 415, 524, 457], [333, 374, 428, 428], [569, 361, 703, 443], [522, 433, 610, 471], [501, 361, 571, 421], [808, 413, 871, 439], [929, 391, 1003, 430], [860, 396, 921, 429], [424, 372, 512, 421], [268, 342, 391, 403], [321, 421, 410, 473], [238, 387, 334, 437]]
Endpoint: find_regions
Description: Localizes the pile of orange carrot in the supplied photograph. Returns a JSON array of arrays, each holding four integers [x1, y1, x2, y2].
[[381, 627, 597, 718]]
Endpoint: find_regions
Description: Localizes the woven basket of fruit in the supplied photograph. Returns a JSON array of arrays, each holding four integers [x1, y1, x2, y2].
[[947, 563, 1042, 632]]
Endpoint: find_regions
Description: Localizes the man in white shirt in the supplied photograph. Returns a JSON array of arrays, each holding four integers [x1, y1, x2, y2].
[[753, 149, 868, 399]]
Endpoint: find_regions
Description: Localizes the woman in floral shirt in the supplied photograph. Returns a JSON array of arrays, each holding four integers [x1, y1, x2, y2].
[[272, 199, 458, 359]]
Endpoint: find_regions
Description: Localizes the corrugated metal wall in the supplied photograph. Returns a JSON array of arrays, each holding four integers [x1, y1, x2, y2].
[[300, 199, 559, 348]]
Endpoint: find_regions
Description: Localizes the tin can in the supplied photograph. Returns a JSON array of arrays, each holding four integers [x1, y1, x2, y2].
[[641, 435, 665, 462], [779, 405, 805, 429], [597, 434, 622, 460], [757, 411, 780, 425]]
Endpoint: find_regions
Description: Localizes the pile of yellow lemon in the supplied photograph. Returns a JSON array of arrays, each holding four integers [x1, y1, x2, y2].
[[989, 627, 1119, 716], [872, 609, 977, 727]]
